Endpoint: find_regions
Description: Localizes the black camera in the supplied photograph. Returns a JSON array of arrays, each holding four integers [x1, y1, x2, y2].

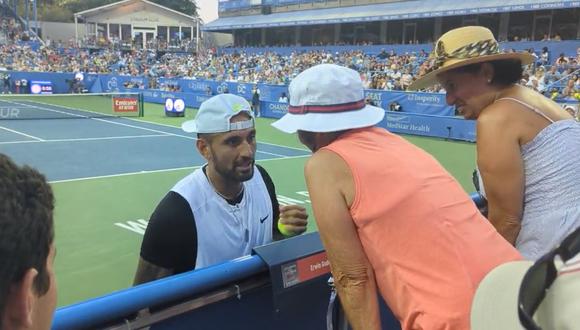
[[389, 102, 402, 112]]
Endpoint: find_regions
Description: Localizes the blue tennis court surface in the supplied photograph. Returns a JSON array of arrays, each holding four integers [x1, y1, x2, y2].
[[0, 103, 310, 182]]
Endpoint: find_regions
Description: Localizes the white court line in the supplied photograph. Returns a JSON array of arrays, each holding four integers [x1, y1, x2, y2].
[[127, 117, 311, 152], [257, 150, 288, 158], [0, 134, 170, 145], [7, 99, 309, 155], [7, 100, 181, 139], [92, 117, 193, 139], [49, 154, 310, 184], [92, 117, 284, 157], [0, 125, 45, 141], [8, 100, 87, 119]]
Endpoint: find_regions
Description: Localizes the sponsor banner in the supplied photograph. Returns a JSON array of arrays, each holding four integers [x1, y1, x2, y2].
[[261, 101, 289, 119], [381, 112, 476, 142], [112, 97, 139, 113], [139, 90, 212, 109], [29, 80, 53, 94], [365, 89, 454, 116], [100, 75, 148, 92]]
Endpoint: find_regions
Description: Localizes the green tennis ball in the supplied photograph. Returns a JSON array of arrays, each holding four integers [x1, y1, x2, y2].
[[277, 221, 294, 237]]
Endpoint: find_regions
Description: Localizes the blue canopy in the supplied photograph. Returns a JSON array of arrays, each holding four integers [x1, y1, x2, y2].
[[204, 0, 579, 31]]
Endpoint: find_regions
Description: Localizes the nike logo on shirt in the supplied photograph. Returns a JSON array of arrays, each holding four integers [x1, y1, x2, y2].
[[260, 215, 269, 223]]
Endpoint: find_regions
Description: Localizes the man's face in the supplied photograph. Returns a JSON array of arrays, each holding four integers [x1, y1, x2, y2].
[[32, 245, 57, 330], [204, 113, 257, 182]]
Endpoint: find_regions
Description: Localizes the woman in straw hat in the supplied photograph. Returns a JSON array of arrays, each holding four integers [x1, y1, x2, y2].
[[410, 26, 580, 260]]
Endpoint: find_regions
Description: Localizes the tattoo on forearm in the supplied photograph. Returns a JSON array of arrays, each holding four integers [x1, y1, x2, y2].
[[133, 258, 173, 285]]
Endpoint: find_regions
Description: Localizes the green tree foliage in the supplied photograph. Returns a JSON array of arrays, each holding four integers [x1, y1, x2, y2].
[[41, 6, 74, 22], [40, 0, 198, 22]]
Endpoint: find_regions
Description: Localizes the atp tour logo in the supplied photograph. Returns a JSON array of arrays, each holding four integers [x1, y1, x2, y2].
[[0, 107, 20, 119], [107, 77, 118, 91]]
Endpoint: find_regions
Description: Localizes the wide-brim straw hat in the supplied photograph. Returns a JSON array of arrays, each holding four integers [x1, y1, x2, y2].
[[408, 26, 535, 90]]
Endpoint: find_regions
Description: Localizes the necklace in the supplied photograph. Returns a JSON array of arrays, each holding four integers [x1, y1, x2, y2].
[[207, 172, 244, 201]]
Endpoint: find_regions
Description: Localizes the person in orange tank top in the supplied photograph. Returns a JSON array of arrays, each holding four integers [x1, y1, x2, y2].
[[272, 63, 522, 330]]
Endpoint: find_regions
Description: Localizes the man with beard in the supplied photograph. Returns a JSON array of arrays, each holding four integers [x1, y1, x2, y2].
[[134, 94, 308, 285]]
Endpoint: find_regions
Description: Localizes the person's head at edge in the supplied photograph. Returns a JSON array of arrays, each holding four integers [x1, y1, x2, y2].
[[181, 94, 257, 199], [408, 26, 535, 120], [271, 63, 385, 152], [0, 154, 56, 330]]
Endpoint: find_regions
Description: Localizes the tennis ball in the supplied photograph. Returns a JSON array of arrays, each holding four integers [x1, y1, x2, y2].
[[277, 221, 294, 237]]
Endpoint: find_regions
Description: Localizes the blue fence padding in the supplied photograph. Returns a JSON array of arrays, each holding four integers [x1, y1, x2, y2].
[[220, 40, 580, 58], [365, 90, 454, 116], [52, 193, 483, 329], [138, 89, 213, 108], [261, 100, 289, 118], [52, 255, 266, 330], [261, 100, 476, 141], [7, 71, 75, 94], [98, 74, 149, 93], [381, 112, 477, 142]]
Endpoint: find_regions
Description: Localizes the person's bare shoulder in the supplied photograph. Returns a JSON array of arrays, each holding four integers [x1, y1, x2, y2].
[[305, 149, 354, 204], [477, 96, 528, 137], [305, 149, 349, 179]]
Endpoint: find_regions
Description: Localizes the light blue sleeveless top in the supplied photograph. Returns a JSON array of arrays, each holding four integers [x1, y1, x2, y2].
[[480, 98, 580, 260]]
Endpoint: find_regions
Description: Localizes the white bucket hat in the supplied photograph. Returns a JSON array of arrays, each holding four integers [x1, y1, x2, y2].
[[471, 227, 580, 330], [271, 64, 385, 133], [182, 94, 254, 133]]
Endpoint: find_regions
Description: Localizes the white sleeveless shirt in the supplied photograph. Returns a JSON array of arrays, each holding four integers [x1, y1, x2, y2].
[[172, 166, 273, 270]]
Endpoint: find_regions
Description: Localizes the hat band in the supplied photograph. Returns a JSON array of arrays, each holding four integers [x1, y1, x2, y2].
[[288, 100, 366, 115], [229, 119, 254, 131], [428, 38, 500, 74]]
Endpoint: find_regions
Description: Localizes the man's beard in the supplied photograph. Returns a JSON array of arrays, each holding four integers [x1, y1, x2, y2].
[[212, 154, 255, 183]]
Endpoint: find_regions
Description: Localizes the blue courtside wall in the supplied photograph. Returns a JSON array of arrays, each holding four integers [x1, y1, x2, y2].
[[8, 71, 456, 115], [3, 71, 474, 142], [260, 101, 476, 142], [7, 71, 75, 94], [13, 70, 576, 142], [381, 112, 477, 142], [52, 233, 402, 330], [365, 89, 454, 116]]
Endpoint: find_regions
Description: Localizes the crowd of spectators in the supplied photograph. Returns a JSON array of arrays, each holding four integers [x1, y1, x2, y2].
[[0, 16, 33, 44], [1, 8, 579, 101], [77, 35, 195, 52]]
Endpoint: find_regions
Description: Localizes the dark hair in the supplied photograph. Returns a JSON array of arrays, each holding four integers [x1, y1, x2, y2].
[[0, 154, 54, 324], [197, 133, 216, 143], [450, 59, 523, 86]]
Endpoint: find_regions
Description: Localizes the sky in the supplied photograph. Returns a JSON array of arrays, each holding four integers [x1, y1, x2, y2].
[[196, 0, 218, 23]]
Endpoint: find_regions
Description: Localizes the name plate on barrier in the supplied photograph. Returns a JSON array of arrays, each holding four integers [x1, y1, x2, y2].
[[281, 251, 330, 288], [253, 232, 331, 314]]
